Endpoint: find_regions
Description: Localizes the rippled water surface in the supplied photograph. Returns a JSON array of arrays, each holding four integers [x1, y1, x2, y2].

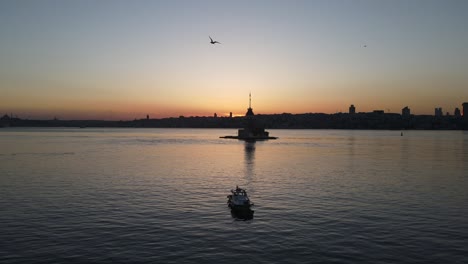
[[1, 128, 467, 263]]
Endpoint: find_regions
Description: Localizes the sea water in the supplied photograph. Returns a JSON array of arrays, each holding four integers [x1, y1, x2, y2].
[[1, 128, 467, 263]]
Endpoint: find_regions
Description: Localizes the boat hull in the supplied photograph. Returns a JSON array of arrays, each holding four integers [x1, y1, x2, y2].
[[230, 207, 254, 220]]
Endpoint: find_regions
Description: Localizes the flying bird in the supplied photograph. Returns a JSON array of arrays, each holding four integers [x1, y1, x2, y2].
[[209, 36, 221, 44]]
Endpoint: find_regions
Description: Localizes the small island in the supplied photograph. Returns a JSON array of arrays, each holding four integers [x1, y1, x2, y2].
[[220, 94, 277, 141]]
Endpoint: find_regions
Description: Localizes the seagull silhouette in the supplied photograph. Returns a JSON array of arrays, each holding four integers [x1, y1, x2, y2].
[[209, 36, 221, 44]]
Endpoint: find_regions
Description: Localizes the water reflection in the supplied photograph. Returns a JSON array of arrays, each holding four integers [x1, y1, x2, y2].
[[229, 141, 256, 221], [244, 141, 255, 163], [244, 141, 255, 184], [346, 133, 356, 170], [463, 131, 468, 171], [230, 208, 254, 220]]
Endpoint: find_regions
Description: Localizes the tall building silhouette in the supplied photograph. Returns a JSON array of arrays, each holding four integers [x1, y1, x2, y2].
[[463, 102, 468, 117], [349, 104, 355, 114], [454, 108, 461, 117], [435, 107, 443, 117], [402, 106, 410, 116]]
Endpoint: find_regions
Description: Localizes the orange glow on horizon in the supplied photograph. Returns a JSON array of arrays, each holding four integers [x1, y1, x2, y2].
[[1, 90, 466, 120]]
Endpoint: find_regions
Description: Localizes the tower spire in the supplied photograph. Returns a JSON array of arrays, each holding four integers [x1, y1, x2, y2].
[[245, 92, 254, 116]]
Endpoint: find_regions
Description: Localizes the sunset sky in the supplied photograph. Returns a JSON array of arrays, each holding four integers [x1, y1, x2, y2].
[[1, 0, 467, 120]]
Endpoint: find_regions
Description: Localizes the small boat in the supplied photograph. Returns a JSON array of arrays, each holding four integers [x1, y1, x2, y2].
[[227, 186, 254, 219]]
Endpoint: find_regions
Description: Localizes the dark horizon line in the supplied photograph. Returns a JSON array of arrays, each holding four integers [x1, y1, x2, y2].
[[2, 110, 465, 122], [2, 111, 467, 130]]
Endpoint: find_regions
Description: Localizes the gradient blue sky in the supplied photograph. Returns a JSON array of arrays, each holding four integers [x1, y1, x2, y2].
[[1, 0, 467, 119]]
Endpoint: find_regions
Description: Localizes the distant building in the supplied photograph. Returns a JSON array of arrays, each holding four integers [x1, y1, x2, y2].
[[435, 107, 443, 117], [229, 112, 232, 118], [454, 108, 461, 117], [146, 115, 149, 120], [1, 114, 11, 127], [463, 102, 468, 117], [372, 110, 384, 114], [349, 104, 355, 114], [402, 106, 410, 116], [214, 113, 217, 118]]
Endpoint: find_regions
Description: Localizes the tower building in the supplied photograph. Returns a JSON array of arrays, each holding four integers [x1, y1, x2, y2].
[[463, 102, 468, 117], [221, 93, 276, 140], [402, 106, 410, 116]]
